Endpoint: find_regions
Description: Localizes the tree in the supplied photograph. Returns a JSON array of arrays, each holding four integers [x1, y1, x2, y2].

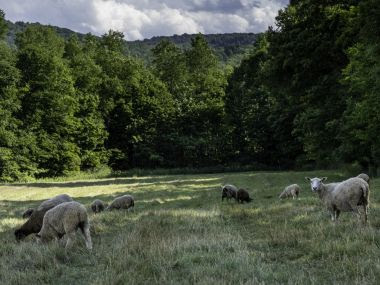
[[265, 0, 360, 167], [0, 9, 7, 39], [225, 36, 276, 166], [0, 41, 38, 181], [96, 31, 175, 169], [16, 25, 81, 177], [64, 35, 108, 170], [339, 0, 380, 173], [152, 39, 190, 104]]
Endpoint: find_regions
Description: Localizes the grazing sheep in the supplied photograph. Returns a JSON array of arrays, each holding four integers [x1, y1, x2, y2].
[[14, 194, 73, 241], [106, 195, 134, 211], [236, 188, 252, 203], [22, 208, 34, 219], [279, 184, 301, 199], [91, 199, 107, 213], [221, 184, 238, 201], [36, 201, 92, 250], [306, 177, 369, 223], [357, 173, 370, 183]]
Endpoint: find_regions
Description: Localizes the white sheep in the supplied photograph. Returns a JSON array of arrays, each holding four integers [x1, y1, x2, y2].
[[36, 201, 92, 250], [221, 184, 238, 201], [306, 177, 369, 223], [279, 184, 301, 199], [106, 195, 134, 211]]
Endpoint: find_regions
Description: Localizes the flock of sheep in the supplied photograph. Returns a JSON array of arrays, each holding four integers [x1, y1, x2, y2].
[[14, 194, 135, 250], [13, 172, 371, 250], [222, 173, 371, 224]]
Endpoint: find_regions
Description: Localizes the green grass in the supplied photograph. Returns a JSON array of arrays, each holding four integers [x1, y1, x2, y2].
[[0, 170, 379, 284]]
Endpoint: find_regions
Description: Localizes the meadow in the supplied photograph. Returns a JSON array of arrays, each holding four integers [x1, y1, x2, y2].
[[0, 170, 379, 284]]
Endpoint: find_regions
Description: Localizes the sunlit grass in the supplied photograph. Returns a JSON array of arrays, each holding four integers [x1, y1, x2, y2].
[[0, 170, 379, 284]]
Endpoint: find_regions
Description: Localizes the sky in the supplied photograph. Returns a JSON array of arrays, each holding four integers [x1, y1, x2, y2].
[[0, 0, 289, 41]]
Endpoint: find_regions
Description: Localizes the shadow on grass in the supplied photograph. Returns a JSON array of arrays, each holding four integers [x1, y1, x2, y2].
[[3, 176, 222, 189]]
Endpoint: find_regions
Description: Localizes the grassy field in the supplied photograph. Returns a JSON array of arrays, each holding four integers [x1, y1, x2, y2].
[[0, 170, 379, 284]]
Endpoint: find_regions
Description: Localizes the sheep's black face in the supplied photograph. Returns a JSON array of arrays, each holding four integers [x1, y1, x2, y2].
[[14, 229, 26, 241], [306, 177, 327, 192]]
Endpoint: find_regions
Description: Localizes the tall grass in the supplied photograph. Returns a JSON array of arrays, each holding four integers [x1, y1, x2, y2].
[[0, 170, 379, 284]]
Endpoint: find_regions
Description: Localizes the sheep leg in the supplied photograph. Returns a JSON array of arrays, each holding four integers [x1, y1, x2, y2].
[[362, 205, 368, 224], [335, 210, 340, 220], [65, 232, 76, 249], [82, 224, 92, 250], [351, 207, 363, 223], [330, 212, 336, 221]]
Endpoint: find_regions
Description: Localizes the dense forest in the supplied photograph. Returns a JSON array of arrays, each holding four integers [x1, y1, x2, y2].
[[5, 21, 258, 65], [0, 0, 379, 182]]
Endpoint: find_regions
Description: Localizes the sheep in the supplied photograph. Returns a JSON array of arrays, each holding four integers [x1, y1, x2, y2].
[[14, 194, 73, 241], [36, 201, 92, 250], [106, 195, 135, 211], [357, 173, 370, 184], [22, 208, 34, 219], [306, 177, 369, 223], [279, 184, 301, 199], [236, 188, 252, 203], [221, 184, 238, 201], [91, 199, 107, 213]]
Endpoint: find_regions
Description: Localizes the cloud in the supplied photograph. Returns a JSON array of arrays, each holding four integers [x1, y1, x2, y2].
[[0, 0, 289, 40]]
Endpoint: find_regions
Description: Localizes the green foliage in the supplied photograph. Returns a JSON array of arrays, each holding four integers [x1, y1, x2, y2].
[[0, 41, 37, 181], [151, 34, 228, 167], [0, 9, 7, 39], [225, 36, 275, 165], [64, 36, 108, 170], [95, 31, 176, 169], [338, 1, 380, 174], [16, 25, 81, 177], [266, 0, 359, 166], [0, 0, 379, 180]]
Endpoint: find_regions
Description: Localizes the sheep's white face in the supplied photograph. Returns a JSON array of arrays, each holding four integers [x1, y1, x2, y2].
[[305, 177, 327, 192]]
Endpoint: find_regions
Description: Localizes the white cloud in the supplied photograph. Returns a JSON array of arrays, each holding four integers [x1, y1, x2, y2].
[[0, 0, 289, 40]]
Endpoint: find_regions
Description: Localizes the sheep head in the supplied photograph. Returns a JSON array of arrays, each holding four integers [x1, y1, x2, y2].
[[305, 177, 327, 192], [14, 229, 27, 241]]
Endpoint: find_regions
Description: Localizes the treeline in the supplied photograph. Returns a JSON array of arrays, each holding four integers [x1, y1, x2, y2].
[[0, 0, 379, 182], [6, 21, 258, 65]]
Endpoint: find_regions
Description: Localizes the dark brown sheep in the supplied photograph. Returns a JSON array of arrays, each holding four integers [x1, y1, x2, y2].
[[91, 199, 107, 213], [22, 208, 34, 219], [14, 194, 73, 241], [236, 188, 252, 203]]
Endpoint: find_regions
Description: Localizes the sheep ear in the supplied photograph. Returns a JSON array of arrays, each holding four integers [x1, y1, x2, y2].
[[321, 177, 327, 182], [305, 177, 311, 181]]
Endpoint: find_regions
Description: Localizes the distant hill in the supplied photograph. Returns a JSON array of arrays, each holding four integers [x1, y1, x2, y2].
[[6, 21, 258, 65]]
